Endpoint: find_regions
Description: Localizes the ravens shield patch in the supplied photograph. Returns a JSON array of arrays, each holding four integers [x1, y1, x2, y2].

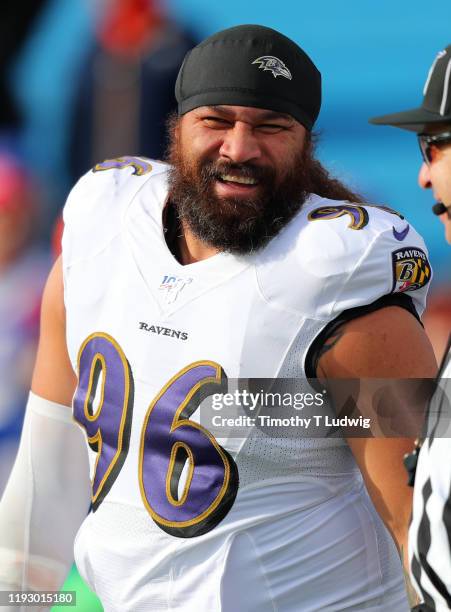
[[391, 247, 431, 293]]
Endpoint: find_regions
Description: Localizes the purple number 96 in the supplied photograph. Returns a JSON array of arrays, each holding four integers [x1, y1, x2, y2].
[[73, 334, 239, 537], [73, 333, 134, 510], [139, 362, 239, 537]]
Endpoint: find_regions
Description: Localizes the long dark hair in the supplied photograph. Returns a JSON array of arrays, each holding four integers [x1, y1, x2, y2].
[[301, 132, 364, 203]]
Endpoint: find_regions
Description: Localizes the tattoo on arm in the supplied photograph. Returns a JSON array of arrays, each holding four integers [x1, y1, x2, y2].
[[317, 328, 345, 362]]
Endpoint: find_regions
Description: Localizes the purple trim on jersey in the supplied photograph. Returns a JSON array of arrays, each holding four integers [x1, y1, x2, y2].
[[308, 205, 368, 230], [93, 156, 152, 176]]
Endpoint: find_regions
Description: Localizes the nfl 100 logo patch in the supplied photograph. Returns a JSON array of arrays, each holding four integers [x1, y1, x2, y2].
[[159, 274, 194, 304], [391, 247, 431, 293]]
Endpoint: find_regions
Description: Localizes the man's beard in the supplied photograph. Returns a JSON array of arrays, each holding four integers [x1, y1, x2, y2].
[[167, 134, 314, 255]]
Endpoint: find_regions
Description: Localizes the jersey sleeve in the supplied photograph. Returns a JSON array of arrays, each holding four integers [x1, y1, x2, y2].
[[300, 205, 432, 377], [62, 156, 164, 268], [331, 224, 431, 320], [301, 206, 432, 322]]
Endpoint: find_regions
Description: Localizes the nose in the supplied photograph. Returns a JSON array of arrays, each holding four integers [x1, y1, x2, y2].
[[418, 162, 431, 189], [219, 122, 262, 164]]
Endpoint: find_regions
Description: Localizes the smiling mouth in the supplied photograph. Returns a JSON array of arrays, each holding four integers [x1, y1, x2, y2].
[[216, 174, 259, 187]]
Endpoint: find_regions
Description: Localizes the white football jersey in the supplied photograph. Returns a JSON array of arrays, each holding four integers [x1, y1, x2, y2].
[[62, 157, 429, 611]]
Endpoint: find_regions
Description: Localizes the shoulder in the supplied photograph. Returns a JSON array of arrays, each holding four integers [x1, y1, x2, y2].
[[297, 196, 421, 274], [62, 157, 169, 264], [63, 157, 169, 223], [257, 195, 431, 320]]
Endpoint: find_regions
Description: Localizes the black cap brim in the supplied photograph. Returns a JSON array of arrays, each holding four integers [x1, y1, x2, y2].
[[369, 106, 451, 133]]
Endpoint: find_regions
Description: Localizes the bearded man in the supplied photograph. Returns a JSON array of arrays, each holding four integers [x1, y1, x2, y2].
[[0, 25, 437, 612]]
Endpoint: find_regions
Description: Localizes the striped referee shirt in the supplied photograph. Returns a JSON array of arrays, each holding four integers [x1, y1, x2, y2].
[[410, 338, 451, 610]]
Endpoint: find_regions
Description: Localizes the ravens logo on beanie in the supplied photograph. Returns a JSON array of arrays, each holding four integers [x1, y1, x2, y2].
[[175, 24, 321, 131]]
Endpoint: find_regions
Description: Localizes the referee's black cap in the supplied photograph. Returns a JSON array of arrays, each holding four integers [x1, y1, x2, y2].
[[369, 45, 451, 133], [175, 24, 321, 131]]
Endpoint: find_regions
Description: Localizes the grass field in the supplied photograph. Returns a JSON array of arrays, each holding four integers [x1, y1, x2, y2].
[[51, 566, 103, 612]]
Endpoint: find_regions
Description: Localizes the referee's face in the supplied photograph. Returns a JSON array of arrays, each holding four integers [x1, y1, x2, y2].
[[418, 140, 451, 244]]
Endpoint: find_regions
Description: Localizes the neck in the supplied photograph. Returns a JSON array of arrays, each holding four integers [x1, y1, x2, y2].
[[177, 220, 219, 264]]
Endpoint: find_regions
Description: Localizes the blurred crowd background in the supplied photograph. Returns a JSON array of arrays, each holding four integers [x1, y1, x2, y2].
[[0, 1, 450, 609]]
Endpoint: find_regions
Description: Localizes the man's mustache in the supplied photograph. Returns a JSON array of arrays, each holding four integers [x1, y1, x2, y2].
[[200, 161, 275, 183]]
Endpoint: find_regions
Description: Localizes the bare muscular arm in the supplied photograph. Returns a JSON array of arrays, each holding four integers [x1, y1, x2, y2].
[[317, 306, 437, 604], [31, 255, 77, 405]]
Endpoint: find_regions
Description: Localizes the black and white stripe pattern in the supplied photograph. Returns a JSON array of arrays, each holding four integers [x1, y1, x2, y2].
[[440, 59, 451, 116], [410, 339, 451, 610]]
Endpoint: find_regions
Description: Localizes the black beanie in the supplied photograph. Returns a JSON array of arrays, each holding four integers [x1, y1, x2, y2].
[[175, 24, 321, 130]]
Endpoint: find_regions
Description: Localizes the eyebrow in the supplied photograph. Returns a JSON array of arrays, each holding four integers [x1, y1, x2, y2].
[[205, 105, 294, 123]]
